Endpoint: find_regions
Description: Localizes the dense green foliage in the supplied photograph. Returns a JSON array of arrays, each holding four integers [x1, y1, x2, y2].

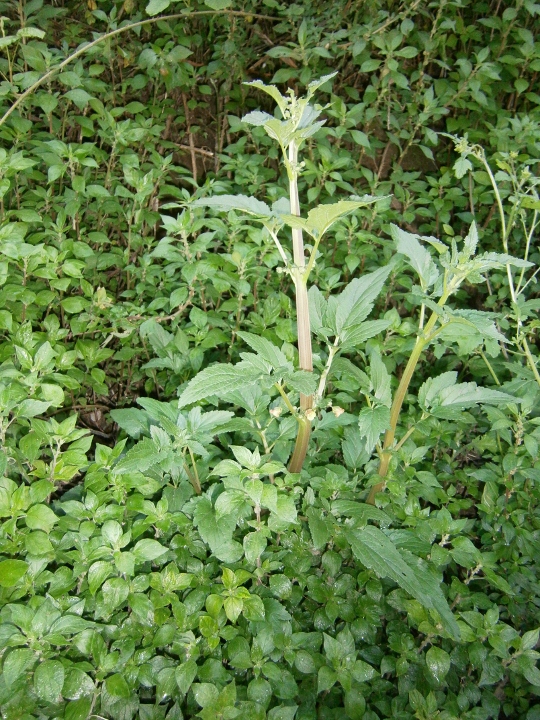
[[1, 0, 540, 719]]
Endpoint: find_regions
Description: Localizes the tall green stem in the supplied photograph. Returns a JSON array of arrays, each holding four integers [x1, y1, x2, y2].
[[287, 140, 313, 473], [367, 294, 448, 504]]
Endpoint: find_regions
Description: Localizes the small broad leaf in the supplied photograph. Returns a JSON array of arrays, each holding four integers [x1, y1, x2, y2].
[[133, 539, 168, 561], [204, 0, 232, 7], [453, 155, 473, 179], [0, 559, 28, 587], [318, 665, 338, 693], [242, 110, 275, 126], [105, 673, 130, 698], [390, 224, 439, 289], [34, 660, 65, 703], [345, 526, 460, 640], [426, 646, 451, 682], [145, 0, 170, 14], [175, 659, 198, 695], [192, 194, 272, 217]]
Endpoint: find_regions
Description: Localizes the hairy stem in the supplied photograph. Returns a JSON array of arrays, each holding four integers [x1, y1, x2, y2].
[[287, 140, 313, 473], [367, 296, 448, 504]]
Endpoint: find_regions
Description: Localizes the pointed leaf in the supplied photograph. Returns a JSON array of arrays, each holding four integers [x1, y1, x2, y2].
[[178, 363, 261, 408], [390, 224, 439, 289], [327, 265, 392, 339], [237, 331, 290, 370], [358, 406, 390, 452], [191, 194, 272, 217], [346, 526, 460, 639]]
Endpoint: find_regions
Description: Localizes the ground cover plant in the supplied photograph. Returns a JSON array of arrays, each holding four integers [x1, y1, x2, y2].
[[0, 0, 540, 718]]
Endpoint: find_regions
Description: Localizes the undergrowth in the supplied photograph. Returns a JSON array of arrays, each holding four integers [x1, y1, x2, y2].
[[0, 1, 540, 719]]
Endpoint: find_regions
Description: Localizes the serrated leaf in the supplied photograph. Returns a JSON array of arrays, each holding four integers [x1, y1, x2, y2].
[[358, 405, 390, 452], [327, 265, 392, 339], [178, 363, 262, 408], [340, 319, 391, 349], [110, 408, 148, 439], [281, 195, 382, 238], [454, 156, 472, 179], [193, 497, 242, 562], [244, 80, 288, 113], [345, 526, 460, 639], [437, 382, 517, 409], [242, 110, 275, 126], [192, 194, 272, 217], [284, 370, 318, 395], [114, 437, 162, 473], [237, 331, 290, 370], [370, 351, 391, 407], [390, 224, 439, 289]]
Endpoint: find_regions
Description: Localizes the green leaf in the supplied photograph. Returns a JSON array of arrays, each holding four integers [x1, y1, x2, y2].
[[426, 646, 451, 682], [34, 660, 65, 703], [345, 526, 460, 639], [281, 195, 382, 238], [420, 373, 517, 413], [178, 363, 262, 408], [3, 648, 35, 686], [339, 319, 391, 350], [243, 530, 267, 564], [110, 408, 148, 439], [25, 503, 58, 533], [453, 155, 473, 179], [306, 507, 330, 549], [193, 682, 220, 707], [390, 224, 439, 289], [133, 538, 168, 561], [88, 561, 114, 595], [327, 265, 392, 340], [267, 706, 298, 720], [0, 559, 28, 587], [193, 496, 243, 562], [370, 351, 391, 407], [176, 659, 198, 694], [105, 673, 131, 698], [145, 0, 170, 15], [237, 331, 290, 370], [318, 665, 338, 693], [15, 399, 51, 418], [358, 405, 390, 452], [114, 437, 162, 474], [192, 194, 272, 217], [284, 370, 318, 395]]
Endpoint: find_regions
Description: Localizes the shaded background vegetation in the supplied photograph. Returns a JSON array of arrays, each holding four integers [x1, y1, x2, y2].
[[0, 0, 540, 718]]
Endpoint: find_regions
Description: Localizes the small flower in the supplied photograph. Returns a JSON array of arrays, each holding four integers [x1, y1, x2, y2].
[[269, 406, 282, 418], [332, 406, 345, 417]]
